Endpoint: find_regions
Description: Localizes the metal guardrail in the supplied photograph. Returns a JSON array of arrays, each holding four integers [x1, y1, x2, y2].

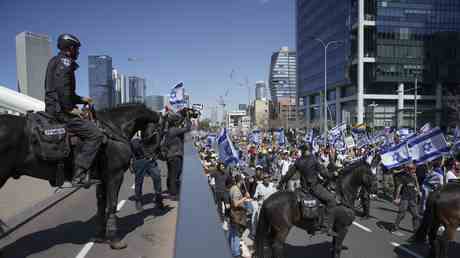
[[174, 143, 232, 258]]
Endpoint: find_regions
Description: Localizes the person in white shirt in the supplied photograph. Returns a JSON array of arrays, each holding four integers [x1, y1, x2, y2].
[[446, 159, 459, 182], [278, 150, 292, 177], [251, 174, 277, 239]]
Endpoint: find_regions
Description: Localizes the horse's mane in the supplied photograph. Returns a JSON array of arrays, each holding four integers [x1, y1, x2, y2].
[[96, 103, 149, 114]]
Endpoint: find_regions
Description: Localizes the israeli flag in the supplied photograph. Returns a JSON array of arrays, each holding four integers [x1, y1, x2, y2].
[[169, 82, 185, 105], [274, 128, 286, 146], [304, 129, 314, 145], [381, 142, 412, 169], [250, 129, 261, 145], [352, 130, 370, 148], [398, 128, 415, 141], [206, 134, 217, 148], [217, 128, 239, 166], [420, 123, 432, 133], [408, 127, 449, 165]]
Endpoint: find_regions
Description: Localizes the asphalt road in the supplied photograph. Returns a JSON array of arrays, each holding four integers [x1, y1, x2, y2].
[[283, 196, 460, 258], [0, 161, 177, 258]]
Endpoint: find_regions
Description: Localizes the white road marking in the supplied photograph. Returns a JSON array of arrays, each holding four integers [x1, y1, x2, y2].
[[352, 221, 372, 232], [117, 200, 126, 211], [390, 242, 423, 258], [76, 242, 94, 258]]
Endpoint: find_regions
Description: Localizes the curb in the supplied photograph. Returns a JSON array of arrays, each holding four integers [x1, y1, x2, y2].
[[0, 186, 80, 240]]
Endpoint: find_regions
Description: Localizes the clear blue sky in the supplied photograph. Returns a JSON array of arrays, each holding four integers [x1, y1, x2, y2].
[[0, 0, 294, 116]]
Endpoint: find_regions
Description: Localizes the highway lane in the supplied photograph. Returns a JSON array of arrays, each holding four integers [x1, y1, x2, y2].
[[0, 161, 177, 258], [284, 196, 460, 258]]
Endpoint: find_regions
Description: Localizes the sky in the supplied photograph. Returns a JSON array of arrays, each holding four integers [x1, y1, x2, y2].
[[0, 0, 295, 117]]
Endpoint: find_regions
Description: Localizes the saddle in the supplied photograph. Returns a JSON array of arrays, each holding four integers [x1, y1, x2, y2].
[[26, 111, 71, 162], [296, 189, 325, 225]]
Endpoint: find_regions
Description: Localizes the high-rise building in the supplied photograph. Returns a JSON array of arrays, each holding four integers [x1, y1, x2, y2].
[[145, 95, 165, 111], [127, 76, 146, 103], [112, 69, 122, 106], [89, 55, 113, 110], [297, 0, 460, 129], [255, 81, 267, 100], [269, 47, 297, 103], [15, 32, 52, 101], [238, 104, 248, 111], [252, 99, 269, 129]]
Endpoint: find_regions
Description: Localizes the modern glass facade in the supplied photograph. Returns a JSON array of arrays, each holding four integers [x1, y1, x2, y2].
[[297, 0, 460, 129], [127, 76, 146, 103], [269, 47, 297, 103], [89, 55, 113, 110]]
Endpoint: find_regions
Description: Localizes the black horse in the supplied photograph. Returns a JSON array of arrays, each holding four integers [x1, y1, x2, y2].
[[255, 160, 378, 258], [411, 182, 460, 258], [0, 104, 160, 249]]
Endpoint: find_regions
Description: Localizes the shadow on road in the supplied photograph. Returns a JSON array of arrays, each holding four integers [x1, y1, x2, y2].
[[377, 206, 399, 213], [284, 242, 336, 258], [0, 204, 174, 258]]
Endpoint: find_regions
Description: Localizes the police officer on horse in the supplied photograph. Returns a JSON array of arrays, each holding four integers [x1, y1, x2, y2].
[[44, 33, 104, 187], [279, 144, 338, 236]]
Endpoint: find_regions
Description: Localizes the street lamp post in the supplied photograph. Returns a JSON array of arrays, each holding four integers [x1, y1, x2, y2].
[[311, 38, 343, 137]]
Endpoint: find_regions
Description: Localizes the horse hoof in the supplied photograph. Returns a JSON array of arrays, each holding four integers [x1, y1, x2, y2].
[[110, 240, 128, 249], [91, 235, 108, 244]]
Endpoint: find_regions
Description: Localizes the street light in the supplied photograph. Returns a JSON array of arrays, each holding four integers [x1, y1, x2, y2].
[[310, 37, 344, 137]]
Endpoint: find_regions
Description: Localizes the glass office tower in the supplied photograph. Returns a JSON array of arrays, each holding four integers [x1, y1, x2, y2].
[[89, 55, 113, 110], [297, 0, 460, 129]]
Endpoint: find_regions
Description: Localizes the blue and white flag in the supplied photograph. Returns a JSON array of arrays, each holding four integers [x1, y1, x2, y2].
[[397, 128, 415, 141], [304, 129, 314, 145], [420, 123, 431, 134], [407, 127, 449, 165], [169, 82, 185, 105], [206, 134, 217, 148], [249, 129, 261, 145], [352, 130, 370, 148], [274, 128, 286, 146], [381, 142, 412, 169], [217, 128, 239, 166]]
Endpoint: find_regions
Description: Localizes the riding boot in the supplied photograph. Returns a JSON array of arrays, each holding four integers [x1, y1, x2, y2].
[[135, 200, 143, 211], [155, 194, 164, 210], [72, 168, 101, 187], [322, 211, 338, 237]]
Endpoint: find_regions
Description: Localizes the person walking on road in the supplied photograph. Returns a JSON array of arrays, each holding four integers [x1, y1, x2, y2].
[[391, 162, 421, 232], [131, 135, 164, 211]]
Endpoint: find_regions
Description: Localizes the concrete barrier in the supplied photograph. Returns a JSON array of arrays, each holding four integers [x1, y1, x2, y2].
[[174, 143, 232, 258]]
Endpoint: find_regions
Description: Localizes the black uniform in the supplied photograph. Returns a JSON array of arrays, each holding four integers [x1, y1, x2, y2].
[[163, 118, 191, 196], [280, 154, 337, 232], [394, 171, 421, 231], [44, 52, 104, 172]]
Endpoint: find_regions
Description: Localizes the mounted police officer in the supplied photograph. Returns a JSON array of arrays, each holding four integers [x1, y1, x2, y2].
[[44, 33, 103, 187], [279, 144, 337, 236]]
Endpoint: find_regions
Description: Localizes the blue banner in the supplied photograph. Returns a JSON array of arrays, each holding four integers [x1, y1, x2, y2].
[[217, 128, 239, 166]]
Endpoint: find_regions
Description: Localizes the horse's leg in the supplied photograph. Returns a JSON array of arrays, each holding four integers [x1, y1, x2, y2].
[[428, 221, 441, 258], [93, 183, 107, 242], [271, 227, 289, 258], [105, 175, 127, 249]]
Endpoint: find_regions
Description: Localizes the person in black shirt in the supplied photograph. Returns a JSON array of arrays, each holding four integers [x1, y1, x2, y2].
[[392, 162, 421, 232], [211, 162, 231, 221], [131, 135, 164, 211]]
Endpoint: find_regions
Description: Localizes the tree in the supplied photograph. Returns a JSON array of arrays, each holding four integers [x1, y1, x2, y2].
[[199, 118, 211, 130]]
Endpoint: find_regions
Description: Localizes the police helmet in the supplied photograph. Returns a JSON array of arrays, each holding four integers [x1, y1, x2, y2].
[[57, 34, 81, 50]]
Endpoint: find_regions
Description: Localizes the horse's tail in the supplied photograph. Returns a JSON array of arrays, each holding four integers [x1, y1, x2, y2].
[[255, 203, 270, 258], [412, 190, 438, 242]]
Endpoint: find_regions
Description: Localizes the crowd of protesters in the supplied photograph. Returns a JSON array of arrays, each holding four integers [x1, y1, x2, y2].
[[193, 126, 460, 258]]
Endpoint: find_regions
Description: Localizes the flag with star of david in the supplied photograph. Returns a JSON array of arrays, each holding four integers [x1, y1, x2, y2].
[[407, 127, 449, 165], [217, 128, 239, 166], [380, 142, 411, 169]]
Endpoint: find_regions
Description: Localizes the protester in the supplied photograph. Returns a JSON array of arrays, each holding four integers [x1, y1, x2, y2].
[[391, 162, 421, 232]]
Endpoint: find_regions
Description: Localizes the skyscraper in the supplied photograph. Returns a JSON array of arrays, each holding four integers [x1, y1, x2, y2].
[[15, 32, 52, 101], [89, 55, 113, 110], [269, 47, 297, 103], [144, 95, 165, 111], [269, 47, 297, 128], [255, 81, 267, 100], [127, 76, 146, 103], [112, 69, 122, 106], [297, 0, 460, 129]]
